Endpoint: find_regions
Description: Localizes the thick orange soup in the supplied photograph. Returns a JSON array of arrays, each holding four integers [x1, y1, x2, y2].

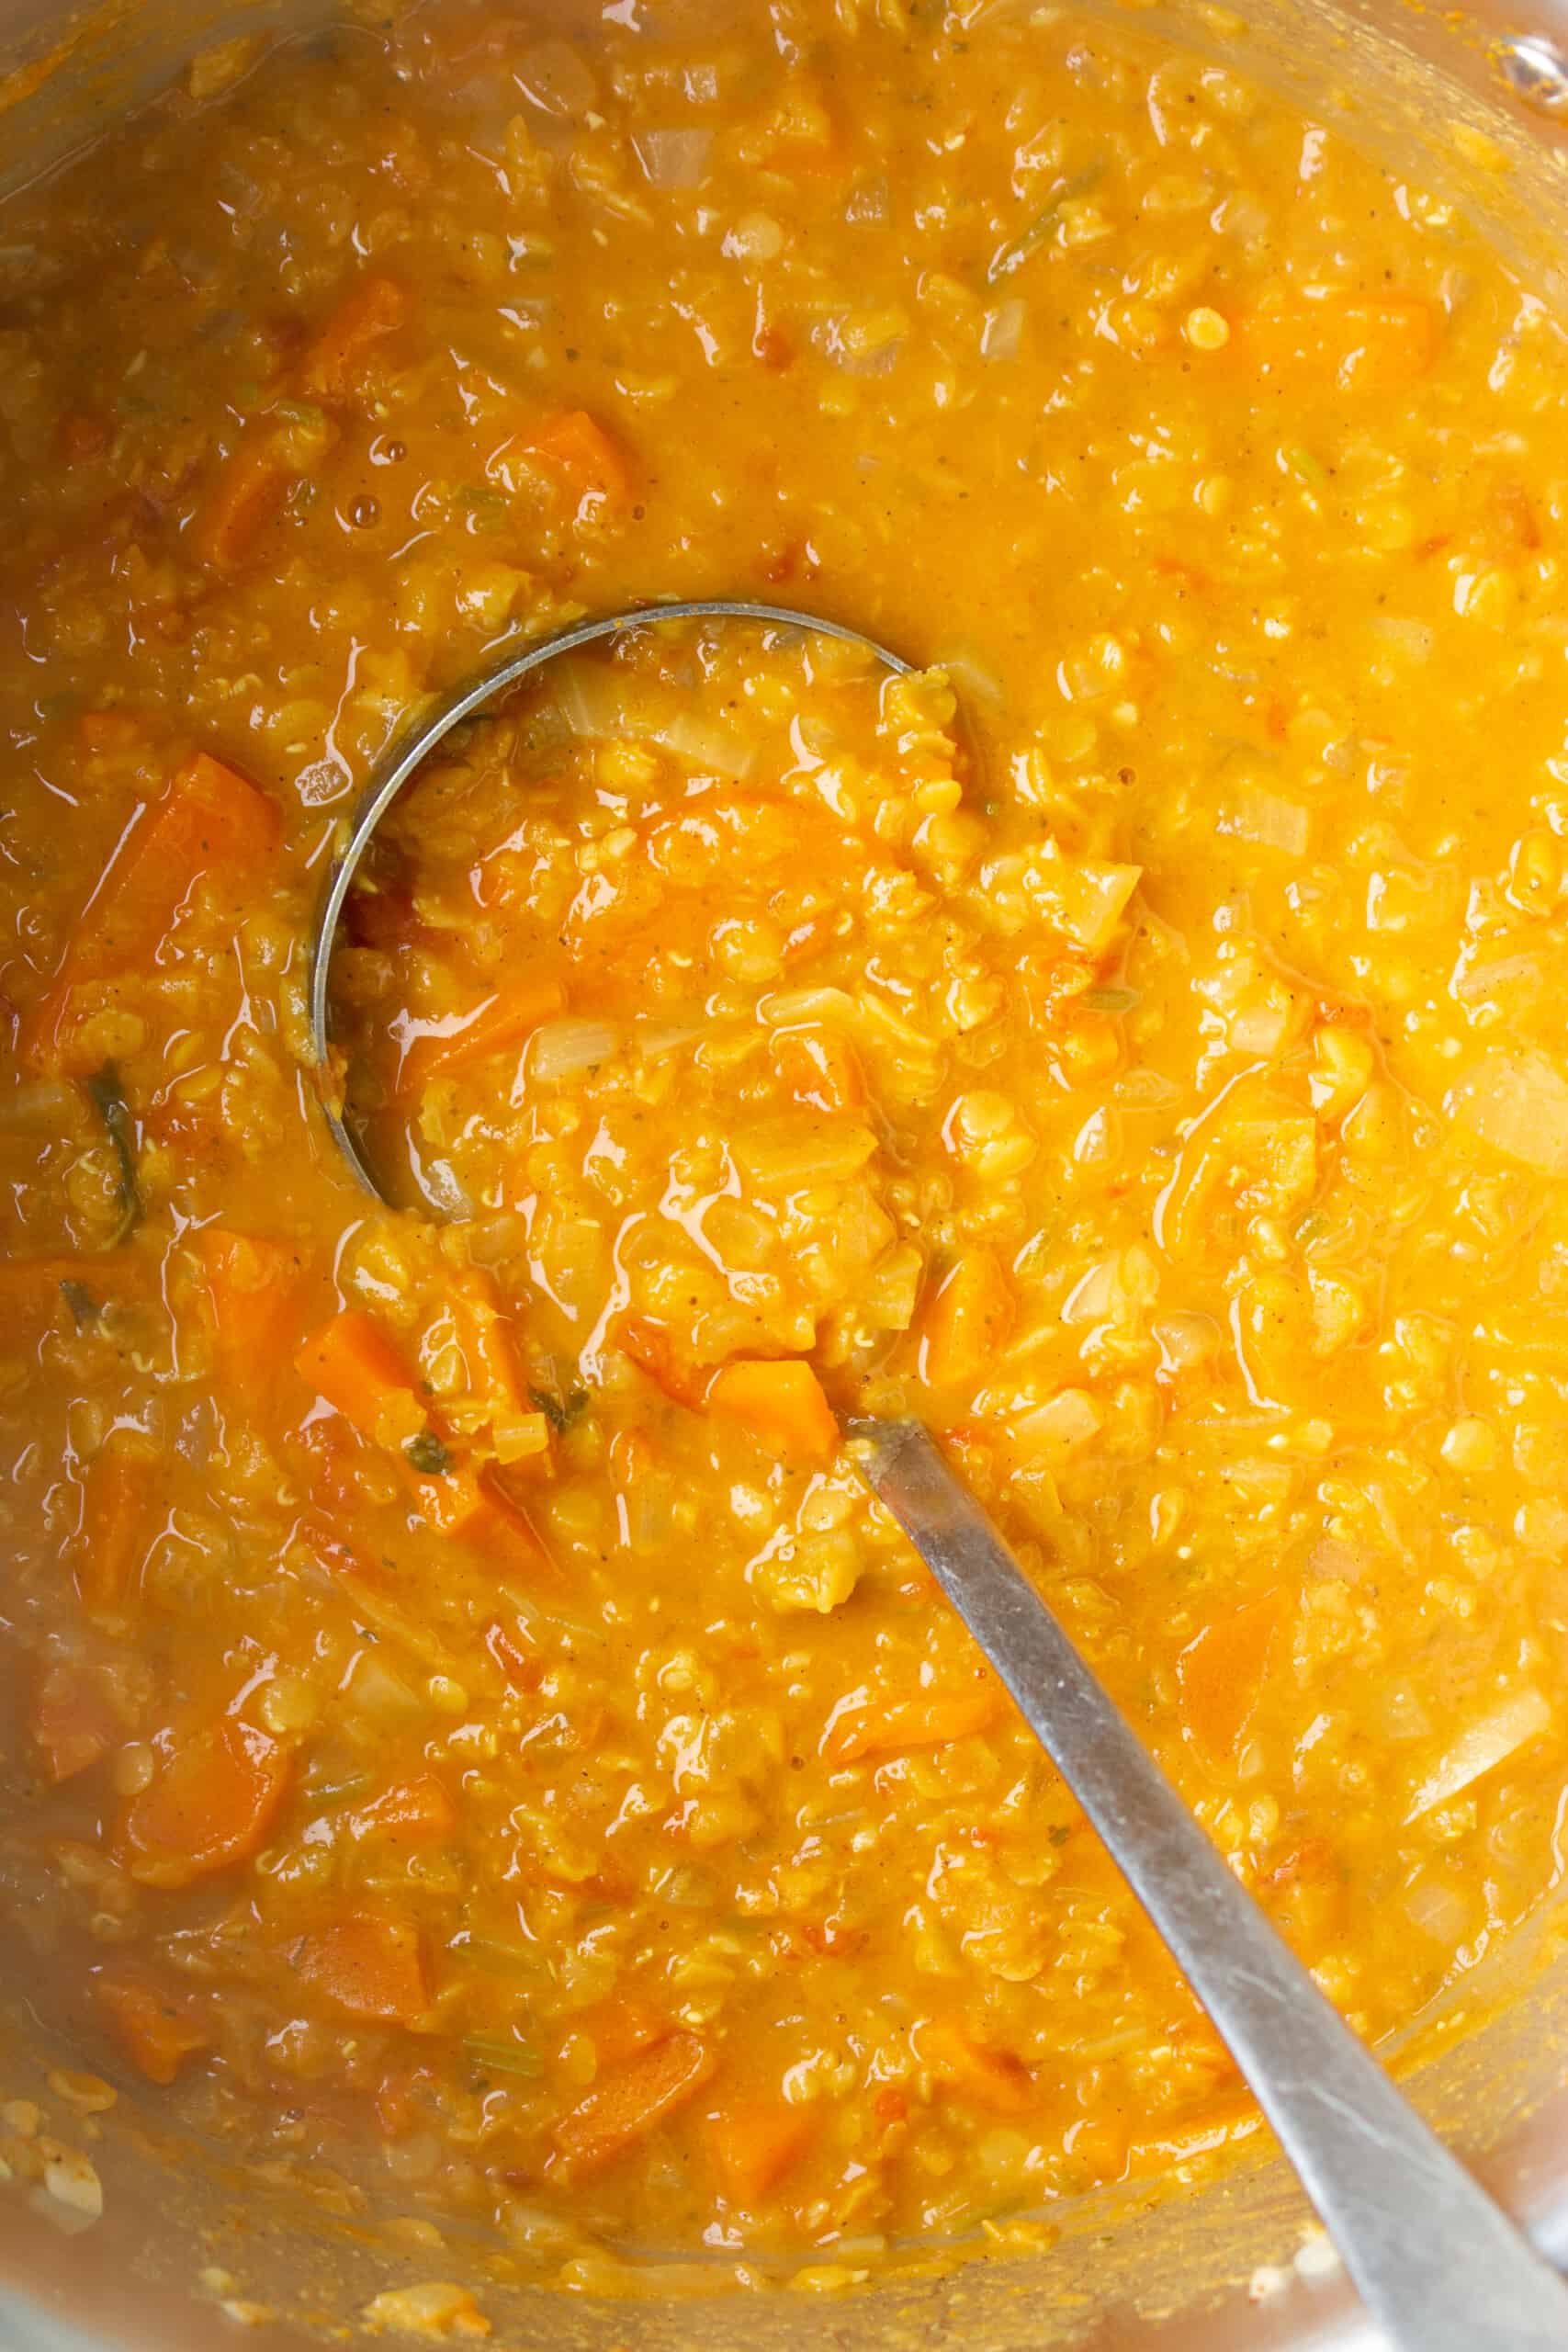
[[2, 0, 1568, 2289]]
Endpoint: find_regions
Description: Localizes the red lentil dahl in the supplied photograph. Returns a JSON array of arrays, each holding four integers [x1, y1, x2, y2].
[[1, 0, 1568, 2278]]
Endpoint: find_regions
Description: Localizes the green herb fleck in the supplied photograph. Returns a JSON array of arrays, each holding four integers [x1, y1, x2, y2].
[[406, 1429, 453, 1476], [1283, 443, 1328, 489], [59, 1278, 100, 1329], [304, 1770, 373, 1813], [463, 2032, 542, 2081], [1048, 1824, 1072, 1848], [987, 165, 1104, 284], [528, 1385, 589, 1435], [83, 1062, 142, 1248], [1083, 986, 1140, 1012]]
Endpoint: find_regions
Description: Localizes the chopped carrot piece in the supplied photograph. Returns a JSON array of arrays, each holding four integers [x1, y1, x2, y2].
[[118, 1717, 291, 1890], [95, 1973, 210, 2086], [918, 1250, 1017, 1386], [199, 1228, 309, 1424], [1235, 297, 1438, 395], [451, 1269, 542, 1451], [56, 412, 108, 464], [552, 2031, 714, 2177], [352, 1774, 458, 1842], [20, 751, 282, 1074], [706, 2099, 813, 2202], [78, 710, 143, 753], [75, 1441, 156, 1620], [292, 1910, 430, 2024], [614, 1315, 715, 1411], [484, 1615, 540, 1690], [398, 978, 567, 1093], [28, 1660, 122, 1784], [300, 275, 408, 400], [1177, 1589, 1287, 1763], [577, 1995, 670, 2074], [414, 1461, 552, 1577], [522, 409, 631, 515], [821, 1680, 1000, 1767], [917, 2019, 1033, 2116], [295, 1308, 425, 1452], [708, 1358, 838, 1463], [193, 433, 293, 569], [771, 1026, 863, 1114]]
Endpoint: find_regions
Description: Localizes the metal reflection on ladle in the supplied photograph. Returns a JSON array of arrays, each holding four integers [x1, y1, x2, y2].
[[306, 598, 915, 1208]]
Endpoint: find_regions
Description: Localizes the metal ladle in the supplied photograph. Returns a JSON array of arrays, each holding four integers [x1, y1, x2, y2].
[[308, 600, 1568, 2345], [307, 598, 913, 1200]]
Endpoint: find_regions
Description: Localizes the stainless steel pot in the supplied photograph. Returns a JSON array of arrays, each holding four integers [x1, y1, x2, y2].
[[1, 1, 1567, 2346]]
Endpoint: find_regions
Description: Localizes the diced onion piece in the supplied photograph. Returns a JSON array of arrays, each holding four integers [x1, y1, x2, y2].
[[1035, 851, 1142, 953], [635, 1022, 703, 1060], [1452, 953, 1545, 1009], [347, 1654, 423, 1724], [1228, 1003, 1291, 1058], [760, 987, 857, 1029], [649, 707, 754, 778], [981, 297, 1026, 361], [1218, 789, 1310, 855], [1012, 1385, 1101, 1463], [1401, 1871, 1469, 1943], [1405, 1686, 1551, 1821], [632, 129, 712, 188], [1449, 1046, 1568, 1175], [551, 658, 628, 739], [1370, 616, 1434, 662], [530, 1017, 621, 1082], [514, 38, 596, 120], [734, 1114, 878, 1191]]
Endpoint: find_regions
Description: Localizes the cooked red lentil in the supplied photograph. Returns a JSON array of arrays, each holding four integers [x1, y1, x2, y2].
[[2, 0, 1568, 2274]]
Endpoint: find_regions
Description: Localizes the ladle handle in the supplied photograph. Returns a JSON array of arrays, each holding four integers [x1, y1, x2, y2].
[[849, 1418, 1568, 2352]]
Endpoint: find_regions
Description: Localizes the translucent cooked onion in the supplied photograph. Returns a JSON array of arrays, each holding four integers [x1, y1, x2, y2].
[[981, 298, 1026, 361], [632, 129, 713, 189], [1219, 787, 1310, 855], [1450, 1046, 1568, 1176], [530, 1017, 621, 1082], [1405, 1686, 1552, 1820], [513, 38, 596, 120], [1401, 1871, 1469, 1944], [650, 706, 754, 777], [347, 1654, 423, 1724]]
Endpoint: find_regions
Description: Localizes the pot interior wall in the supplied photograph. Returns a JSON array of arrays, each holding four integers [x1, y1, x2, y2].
[[1, 0, 1567, 2345]]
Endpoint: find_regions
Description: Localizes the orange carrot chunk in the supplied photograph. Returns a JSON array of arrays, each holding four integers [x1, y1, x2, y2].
[[292, 1910, 430, 2024], [1235, 297, 1438, 395], [119, 1718, 291, 1890], [95, 1973, 211, 2086], [821, 1680, 1000, 1767], [397, 977, 567, 1093], [193, 435, 294, 570], [706, 2098, 813, 2203], [918, 1249, 1017, 1386], [199, 1228, 309, 1424], [1177, 1589, 1286, 1763], [771, 1026, 863, 1114], [20, 752, 282, 1074], [917, 2019, 1033, 2116], [28, 1660, 122, 1785], [352, 1774, 458, 1842], [414, 1461, 552, 1577], [75, 1442, 156, 1620], [614, 1315, 715, 1412], [552, 2031, 715, 2177], [708, 1358, 838, 1463], [300, 275, 408, 400], [523, 409, 631, 514], [295, 1308, 426, 1451]]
